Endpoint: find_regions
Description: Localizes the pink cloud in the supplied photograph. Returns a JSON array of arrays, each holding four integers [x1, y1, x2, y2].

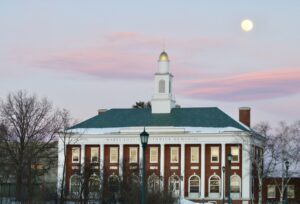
[[179, 69, 300, 101]]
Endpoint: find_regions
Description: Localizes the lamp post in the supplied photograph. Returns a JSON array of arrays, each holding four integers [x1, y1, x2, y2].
[[227, 153, 233, 204], [284, 160, 290, 204], [222, 166, 225, 204], [140, 128, 149, 204]]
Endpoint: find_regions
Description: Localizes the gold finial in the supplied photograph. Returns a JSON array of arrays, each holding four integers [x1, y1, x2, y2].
[[159, 51, 169, 61]]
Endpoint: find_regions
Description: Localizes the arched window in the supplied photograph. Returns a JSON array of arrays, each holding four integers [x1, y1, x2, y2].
[[89, 174, 100, 198], [209, 175, 220, 193], [128, 173, 140, 188], [188, 175, 200, 198], [168, 174, 180, 197], [230, 175, 241, 193], [209, 174, 221, 198], [148, 173, 160, 193], [70, 174, 81, 194], [89, 174, 100, 193], [159, 80, 165, 93], [108, 174, 120, 193]]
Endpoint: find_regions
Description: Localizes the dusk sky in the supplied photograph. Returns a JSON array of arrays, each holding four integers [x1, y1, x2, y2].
[[1, 1, 299, 126]]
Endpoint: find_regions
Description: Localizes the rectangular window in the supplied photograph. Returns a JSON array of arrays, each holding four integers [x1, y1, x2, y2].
[[110, 147, 118, 163], [129, 147, 138, 163], [190, 147, 199, 163], [91, 147, 99, 163], [150, 147, 158, 163], [231, 146, 239, 162], [267, 185, 276, 198], [170, 147, 179, 163], [211, 146, 219, 163], [288, 185, 295, 198], [72, 147, 80, 163]]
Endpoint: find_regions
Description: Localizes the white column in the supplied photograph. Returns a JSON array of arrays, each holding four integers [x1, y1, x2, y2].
[[100, 144, 104, 178], [160, 144, 165, 190], [242, 142, 251, 201], [221, 143, 226, 199], [57, 139, 65, 195], [119, 144, 124, 178], [201, 143, 205, 198], [80, 144, 85, 174], [139, 144, 143, 173], [180, 144, 185, 198]]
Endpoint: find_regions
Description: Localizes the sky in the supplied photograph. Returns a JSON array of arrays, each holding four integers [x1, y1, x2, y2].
[[0, 0, 299, 126]]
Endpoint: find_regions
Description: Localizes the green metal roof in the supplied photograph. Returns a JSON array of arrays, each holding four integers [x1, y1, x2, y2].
[[71, 107, 248, 131]]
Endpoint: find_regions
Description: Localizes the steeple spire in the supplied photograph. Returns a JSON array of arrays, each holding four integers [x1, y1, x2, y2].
[[151, 50, 176, 114]]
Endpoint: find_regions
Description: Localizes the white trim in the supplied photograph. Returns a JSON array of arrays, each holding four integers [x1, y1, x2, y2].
[[69, 174, 80, 193], [190, 146, 199, 163], [210, 146, 219, 163], [72, 147, 80, 163], [267, 185, 276, 199], [150, 147, 159, 163], [208, 174, 221, 198], [90, 147, 99, 163], [110, 147, 118, 163], [230, 174, 242, 199], [129, 147, 138, 163], [231, 146, 240, 163], [188, 174, 201, 199], [170, 147, 179, 163]]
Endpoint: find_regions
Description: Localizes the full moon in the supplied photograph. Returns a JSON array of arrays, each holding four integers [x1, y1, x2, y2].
[[241, 19, 254, 32]]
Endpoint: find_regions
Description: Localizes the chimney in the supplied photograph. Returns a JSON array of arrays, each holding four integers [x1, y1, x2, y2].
[[239, 107, 251, 127], [98, 109, 107, 115]]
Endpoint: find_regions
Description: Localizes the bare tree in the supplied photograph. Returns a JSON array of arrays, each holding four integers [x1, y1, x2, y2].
[[0, 90, 63, 202], [249, 122, 278, 204], [132, 101, 151, 109], [269, 121, 300, 202], [57, 109, 80, 204]]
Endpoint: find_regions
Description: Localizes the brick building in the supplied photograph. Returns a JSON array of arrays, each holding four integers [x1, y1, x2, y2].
[[57, 51, 265, 203]]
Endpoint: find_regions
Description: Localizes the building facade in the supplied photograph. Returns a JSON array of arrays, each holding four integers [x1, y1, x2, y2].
[[57, 51, 264, 203]]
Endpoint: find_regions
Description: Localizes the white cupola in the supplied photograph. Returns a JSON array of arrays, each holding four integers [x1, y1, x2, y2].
[[151, 51, 176, 113]]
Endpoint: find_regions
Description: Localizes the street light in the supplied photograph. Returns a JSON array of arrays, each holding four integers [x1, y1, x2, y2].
[[222, 166, 225, 204], [284, 160, 290, 204], [227, 153, 233, 204], [140, 128, 149, 204]]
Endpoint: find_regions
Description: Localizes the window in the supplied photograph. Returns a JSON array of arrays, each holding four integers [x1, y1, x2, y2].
[[230, 175, 241, 193], [110, 147, 118, 163], [108, 174, 119, 193], [150, 147, 158, 163], [72, 147, 80, 163], [171, 147, 179, 163], [148, 173, 160, 193], [70, 174, 80, 193], [231, 146, 239, 162], [209, 175, 220, 193], [169, 175, 180, 197], [211, 147, 219, 163], [189, 175, 200, 193], [191, 147, 199, 163], [89, 174, 100, 193], [91, 147, 99, 163], [288, 185, 295, 198], [129, 147, 138, 163], [267, 185, 276, 198], [159, 79, 165, 93]]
